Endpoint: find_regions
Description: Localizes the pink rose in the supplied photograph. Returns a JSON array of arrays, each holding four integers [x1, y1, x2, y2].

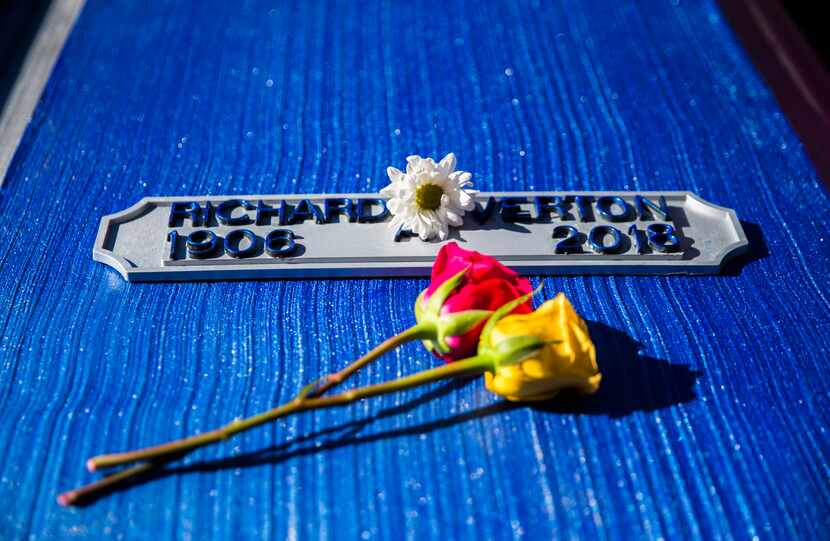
[[416, 242, 533, 361]]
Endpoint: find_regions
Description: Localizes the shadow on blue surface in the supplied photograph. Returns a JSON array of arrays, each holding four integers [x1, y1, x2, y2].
[[536, 321, 701, 417], [70, 323, 699, 506], [721, 220, 768, 276]]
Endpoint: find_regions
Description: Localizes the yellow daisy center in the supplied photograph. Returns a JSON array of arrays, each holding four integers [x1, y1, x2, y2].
[[415, 183, 444, 211]]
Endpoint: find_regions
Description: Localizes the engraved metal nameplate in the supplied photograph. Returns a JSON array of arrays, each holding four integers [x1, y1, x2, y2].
[[93, 192, 747, 281]]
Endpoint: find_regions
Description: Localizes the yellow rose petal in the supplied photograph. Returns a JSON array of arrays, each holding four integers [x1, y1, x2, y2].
[[483, 293, 601, 402]]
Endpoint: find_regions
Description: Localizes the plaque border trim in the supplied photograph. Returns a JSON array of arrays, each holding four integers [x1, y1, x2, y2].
[[93, 191, 748, 281]]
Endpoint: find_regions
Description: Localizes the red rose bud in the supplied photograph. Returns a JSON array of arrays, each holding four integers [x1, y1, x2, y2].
[[415, 242, 533, 361]]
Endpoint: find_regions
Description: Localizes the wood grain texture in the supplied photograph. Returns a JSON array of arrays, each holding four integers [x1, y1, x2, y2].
[[0, 0, 828, 539]]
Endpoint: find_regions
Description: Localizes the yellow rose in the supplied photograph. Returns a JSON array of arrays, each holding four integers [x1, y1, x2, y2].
[[482, 293, 601, 401]]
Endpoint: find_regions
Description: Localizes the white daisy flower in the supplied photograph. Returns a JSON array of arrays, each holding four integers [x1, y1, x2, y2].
[[380, 153, 477, 241]]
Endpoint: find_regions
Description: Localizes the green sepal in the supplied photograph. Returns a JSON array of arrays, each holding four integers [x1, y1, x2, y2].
[[425, 267, 469, 315], [414, 289, 427, 324], [439, 309, 493, 337], [414, 267, 475, 353], [478, 283, 544, 352], [433, 337, 451, 354], [491, 335, 546, 367], [434, 309, 493, 352]]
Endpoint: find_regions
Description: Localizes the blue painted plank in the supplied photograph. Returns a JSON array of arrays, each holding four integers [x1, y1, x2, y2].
[[1, 0, 828, 539]]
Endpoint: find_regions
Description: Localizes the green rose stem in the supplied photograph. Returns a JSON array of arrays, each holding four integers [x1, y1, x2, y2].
[[306, 323, 434, 398], [61, 267, 502, 506], [290, 266, 487, 400], [73, 322, 433, 477], [58, 355, 493, 507]]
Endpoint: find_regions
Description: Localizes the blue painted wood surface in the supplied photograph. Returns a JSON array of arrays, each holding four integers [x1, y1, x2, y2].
[[1, 0, 829, 539]]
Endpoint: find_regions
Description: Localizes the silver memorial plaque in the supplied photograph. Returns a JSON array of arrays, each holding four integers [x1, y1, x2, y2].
[[93, 192, 748, 281]]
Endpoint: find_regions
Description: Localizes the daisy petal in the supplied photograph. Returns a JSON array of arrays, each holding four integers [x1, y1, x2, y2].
[[447, 212, 463, 226], [386, 166, 404, 183], [406, 155, 422, 175], [439, 153, 456, 174]]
